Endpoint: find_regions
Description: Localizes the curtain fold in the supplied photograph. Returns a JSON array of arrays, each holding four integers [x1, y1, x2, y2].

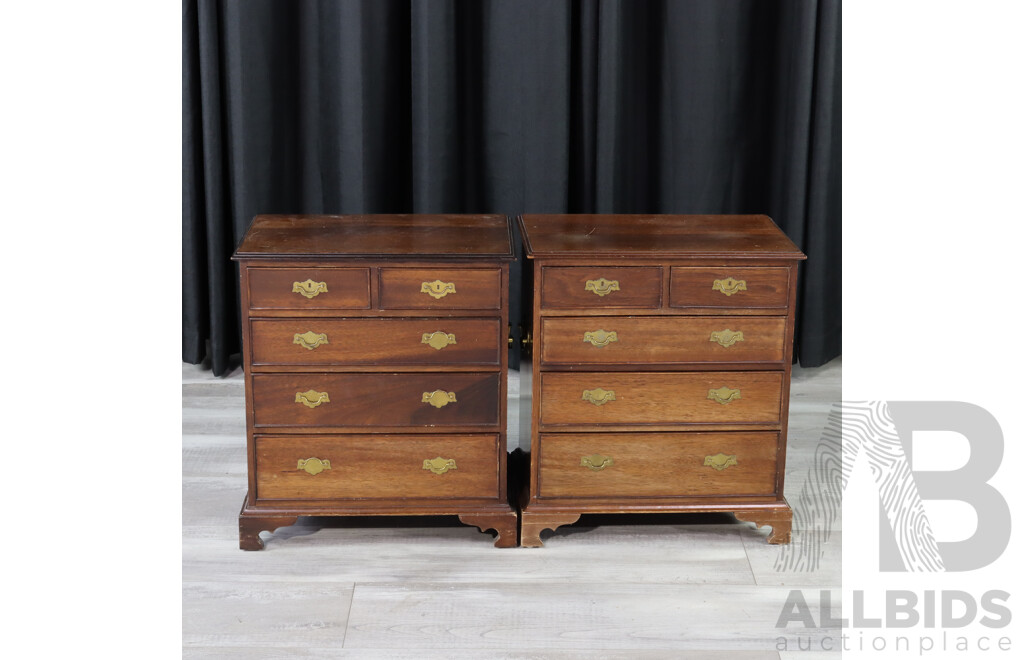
[[184, 0, 841, 375]]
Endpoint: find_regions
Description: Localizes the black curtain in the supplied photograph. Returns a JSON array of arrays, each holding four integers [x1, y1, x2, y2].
[[184, 0, 841, 376]]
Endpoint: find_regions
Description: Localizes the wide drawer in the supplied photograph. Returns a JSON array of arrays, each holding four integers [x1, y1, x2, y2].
[[537, 432, 778, 498], [247, 267, 371, 310], [669, 267, 789, 309], [539, 371, 783, 427], [379, 268, 501, 310], [541, 266, 662, 309], [255, 434, 500, 500], [251, 318, 501, 366], [252, 372, 500, 429], [539, 316, 786, 365]]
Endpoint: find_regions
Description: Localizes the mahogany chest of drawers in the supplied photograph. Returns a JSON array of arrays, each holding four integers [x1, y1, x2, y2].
[[517, 214, 806, 546], [233, 214, 517, 549]]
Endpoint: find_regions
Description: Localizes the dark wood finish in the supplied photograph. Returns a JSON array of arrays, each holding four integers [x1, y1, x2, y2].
[[540, 266, 662, 309], [250, 318, 501, 367], [255, 434, 500, 500], [519, 214, 803, 258], [236, 214, 515, 259], [238, 506, 298, 551], [539, 316, 786, 366], [379, 267, 502, 310], [247, 267, 372, 310], [251, 372, 500, 430], [537, 432, 779, 498], [519, 512, 582, 549], [538, 372, 783, 427], [233, 215, 516, 549], [735, 505, 793, 544], [669, 266, 790, 309], [458, 512, 520, 548], [518, 214, 805, 546]]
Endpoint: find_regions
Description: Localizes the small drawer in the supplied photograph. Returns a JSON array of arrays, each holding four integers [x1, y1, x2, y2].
[[540, 316, 787, 366], [669, 267, 789, 309], [537, 432, 778, 498], [539, 371, 783, 428], [251, 318, 501, 367], [379, 268, 501, 310], [247, 267, 371, 310], [255, 434, 500, 500], [252, 372, 500, 429], [540, 266, 662, 309]]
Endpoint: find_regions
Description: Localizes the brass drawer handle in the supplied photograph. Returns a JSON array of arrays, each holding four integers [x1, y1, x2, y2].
[[704, 453, 738, 471], [712, 277, 747, 296], [295, 389, 330, 408], [584, 278, 620, 297], [296, 457, 331, 475], [583, 330, 618, 347], [422, 331, 457, 350], [422, 390, 457, 408], [421, 280, 456, 299], [293, 331, 329, 350], [422, 457, 458, 475], [292, 279, 328, 299], [582, 388, 616, 406], [709, 329, 744, 347], [581, 454, 614, 471], [707, 386, 741, 405]]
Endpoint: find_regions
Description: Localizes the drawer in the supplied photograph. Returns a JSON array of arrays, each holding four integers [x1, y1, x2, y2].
[[539, 371, 783, 427], [250, 318, 501, 367], [255, 434, 500, 500], [537, 432, 778, 498], [539, 316, 786, 365], [252, 372, 500, 429], [541, 266, 662, 309], [379, 268, 501, 310], [669, 267, 789, 309], [247, 267, 371, 310]]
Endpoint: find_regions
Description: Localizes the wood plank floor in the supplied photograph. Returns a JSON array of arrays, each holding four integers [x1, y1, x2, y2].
[[183, 358, 841, 657]]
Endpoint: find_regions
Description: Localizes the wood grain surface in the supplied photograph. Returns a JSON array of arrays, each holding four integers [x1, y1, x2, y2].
[[250, 318, 501, 367], [251, 372, 501, 429], [538, 371, 783, 427], [539, 316, 786, 365], [537, 432, 779, 498], [254, 434, 500, 500]]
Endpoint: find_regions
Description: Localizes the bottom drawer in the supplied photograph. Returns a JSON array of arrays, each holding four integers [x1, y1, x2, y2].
[[538, 432, 779, 498], [255, 434, 500, 500]]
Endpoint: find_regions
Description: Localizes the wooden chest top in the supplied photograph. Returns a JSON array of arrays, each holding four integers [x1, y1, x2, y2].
[[519, 214, 805, 260], [235, 214, 515, 260]]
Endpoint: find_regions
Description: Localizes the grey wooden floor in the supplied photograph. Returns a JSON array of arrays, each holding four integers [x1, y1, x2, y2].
[[183, 359, 841, 658]]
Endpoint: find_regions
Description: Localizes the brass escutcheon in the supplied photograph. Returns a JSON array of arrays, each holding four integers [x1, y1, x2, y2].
[[292, 279, 328, 299], [583, 330, 619, 347], [582, 388, 616, 406], [293, 331, 328, 350], [422, 390, 457, 408], [707, 386, 741, 405], [704, 453, 738, 471], [295, 389, 330, 408], [421, 280, 456, 299], [709, 329, 745, 347], [584, 278, 620, 297], [422, 457, 458, 475], [712, 277, 747, 296], [296, 457, 331, 475], [421, 331, 457, 350], [580, 454, 614, 471]]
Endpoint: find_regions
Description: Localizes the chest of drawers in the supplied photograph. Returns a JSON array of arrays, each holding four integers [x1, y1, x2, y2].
[[517, 214, 806, 547], [233, 214, 517, 549]]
